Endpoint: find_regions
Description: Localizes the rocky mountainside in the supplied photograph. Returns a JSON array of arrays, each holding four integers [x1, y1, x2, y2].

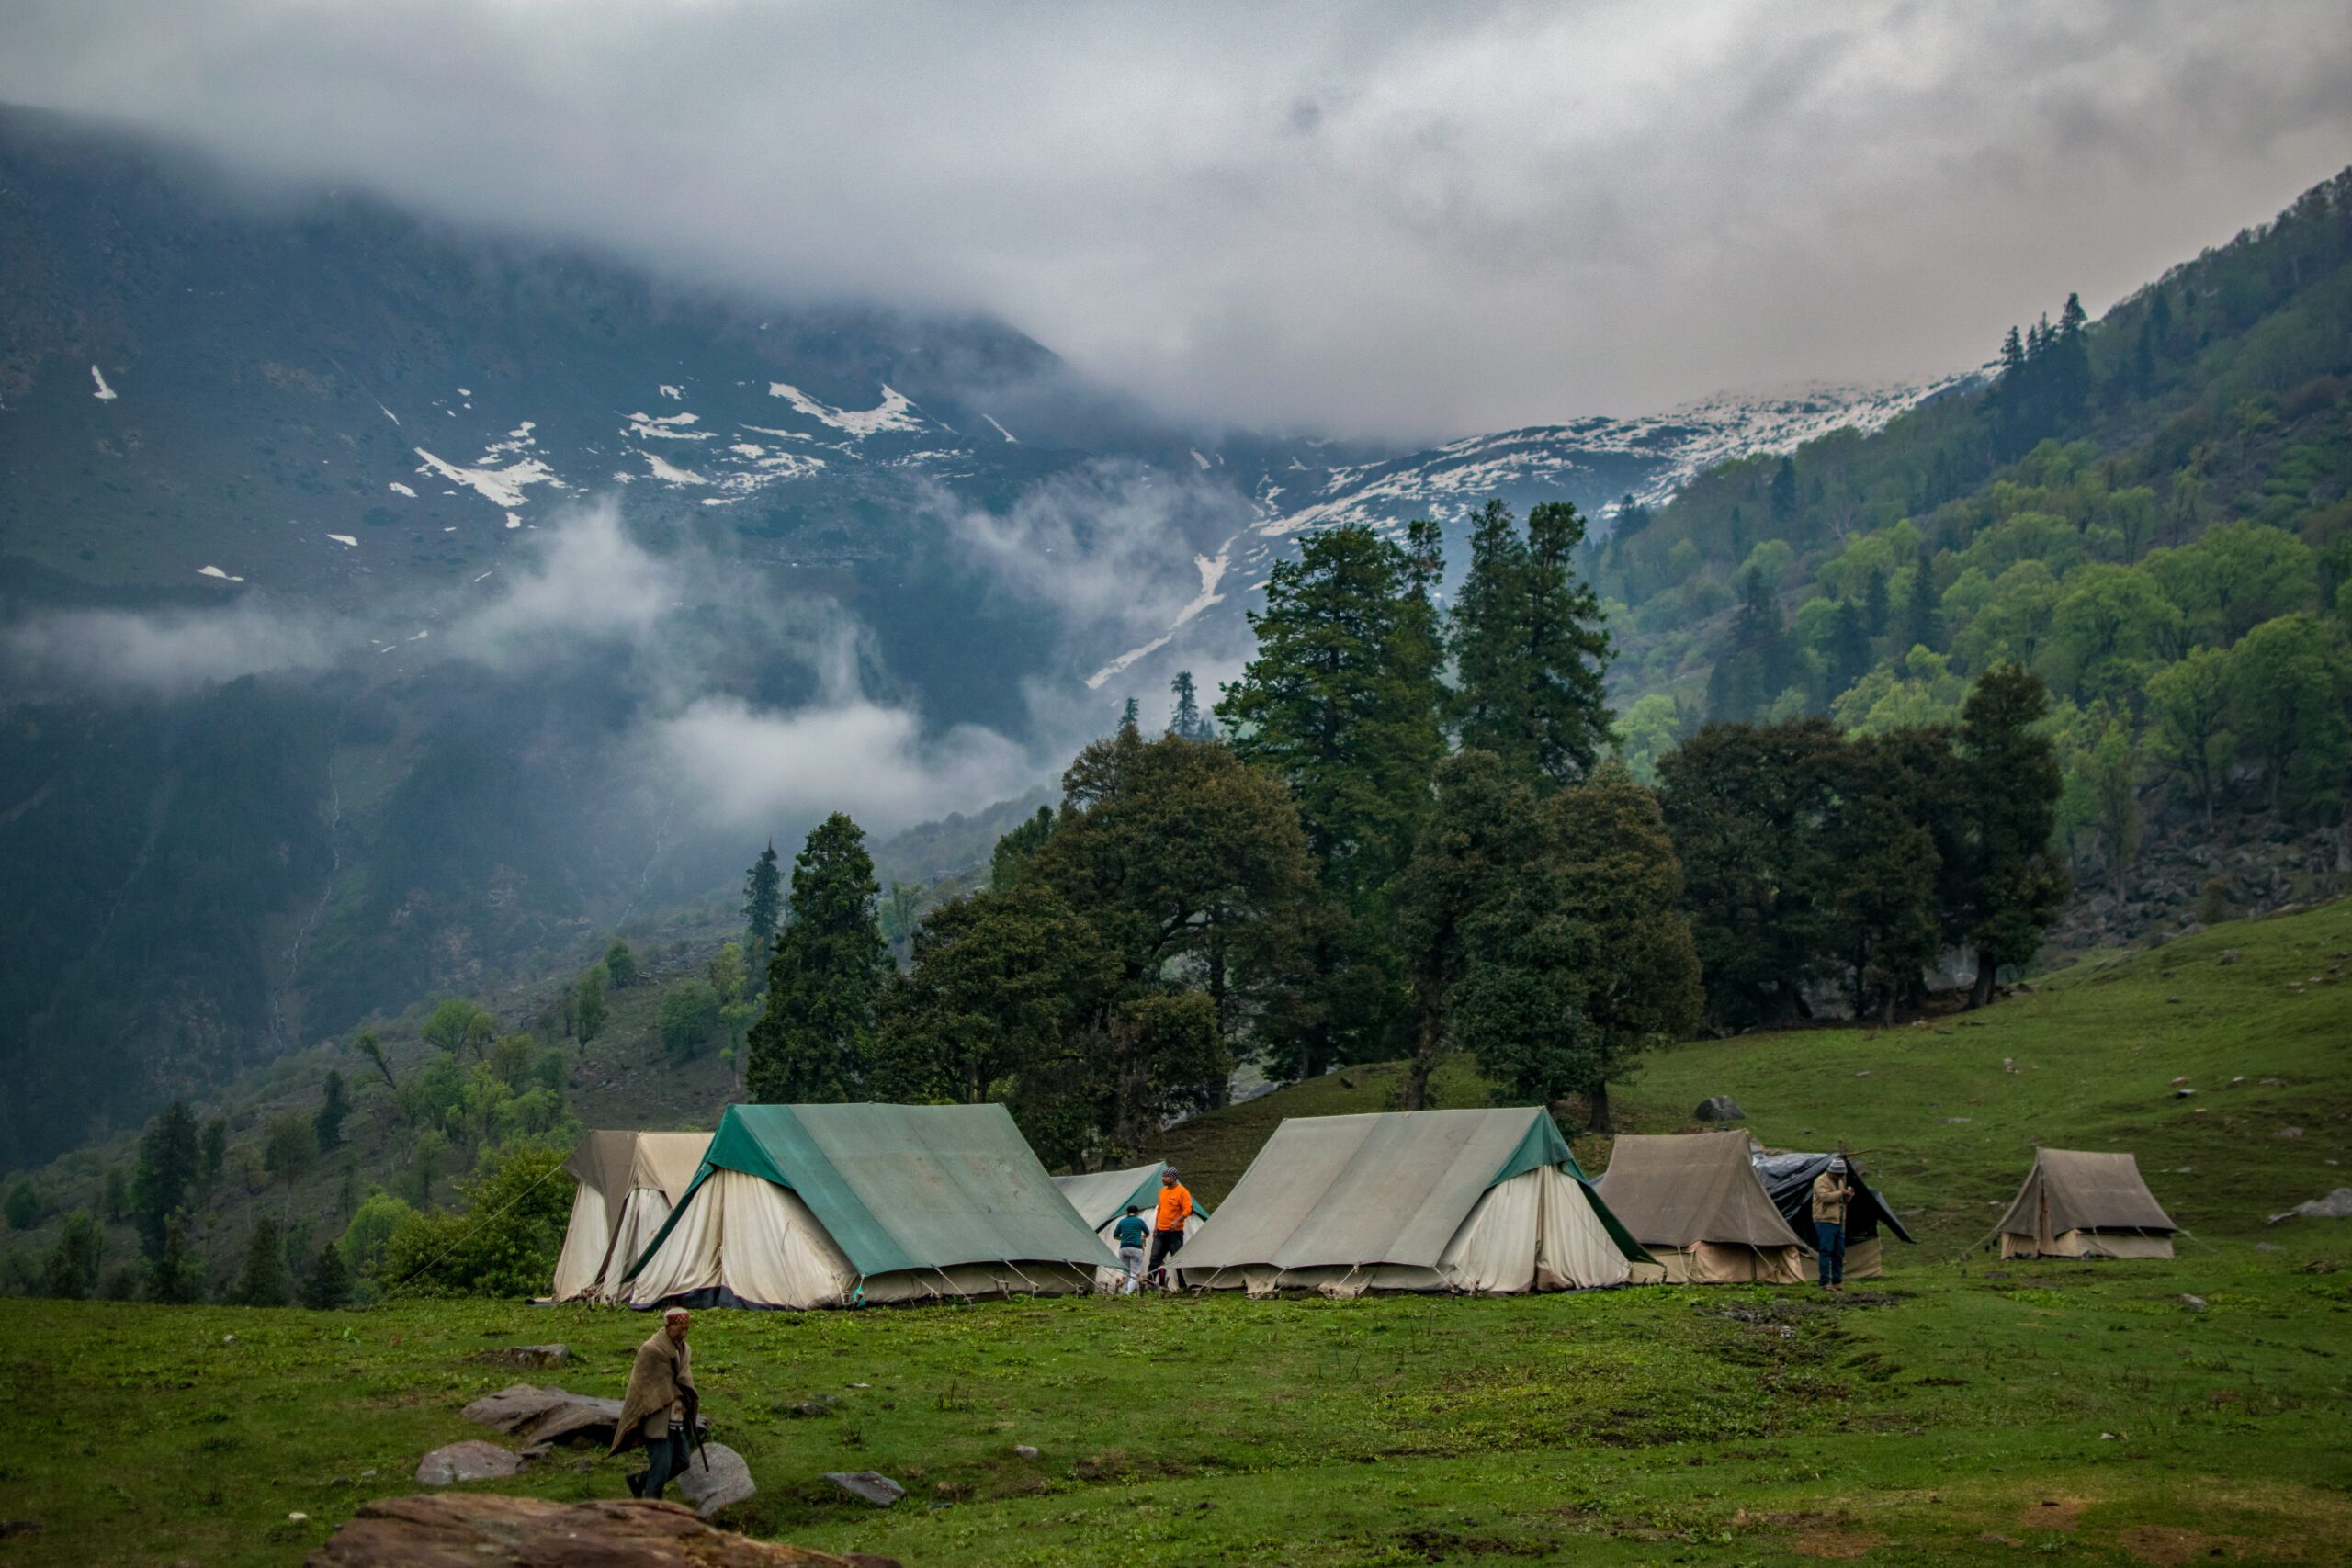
[[0, 104, 1948, 1165]]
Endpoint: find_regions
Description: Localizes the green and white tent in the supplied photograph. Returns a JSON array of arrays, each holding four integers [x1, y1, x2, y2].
[[1178, 1108, 1649, 1296], [622, 1103, 1119, 1309]]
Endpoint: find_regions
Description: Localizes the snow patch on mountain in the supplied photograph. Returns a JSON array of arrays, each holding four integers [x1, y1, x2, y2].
[[765, 381, 928, 438], [89, 365, 118, 400], [1084, 534, 1238, 690], [413, 447, 565, 510]]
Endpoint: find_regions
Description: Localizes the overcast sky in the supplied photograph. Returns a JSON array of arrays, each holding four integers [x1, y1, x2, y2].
[[6, 1, 2349, 438]]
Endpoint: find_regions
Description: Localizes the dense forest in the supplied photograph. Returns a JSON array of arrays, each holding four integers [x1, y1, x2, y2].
[[1600, 168, 2352, 908]]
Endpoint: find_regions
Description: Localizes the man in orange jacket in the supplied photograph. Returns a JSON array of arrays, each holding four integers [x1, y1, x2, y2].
[[1148, 1167, 1193, 1290]]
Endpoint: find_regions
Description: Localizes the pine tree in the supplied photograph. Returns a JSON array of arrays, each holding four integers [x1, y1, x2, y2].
[[1706, 570, 1799, 721], [1450, 500, 1532, 765], [741, 841, 784, 947], [603, 939, 639, 989], [1544, 761, 1702, 1129], [746, 813, 890, 1103], [1768, 457, 1798, 532], [148, 1217, 205, 1304], [41, 1211, 104, 1301], [1217, 522, 1444, 908], [1452, 501, 1615, 790], [1120, 696, 1140, 734], [1902, 561, 1941, 653], [988, 806, 1056, 891], [1393, 751, 1541, 1111], [1168, 671, 1205, 740], [102, 1164, 131, 1223], [132, 1100, 199, 1263], [300, 1239, 352, 1310], [1863, 567, 1891, 638], [230, 1217, 290, 1307], [313, 1069, 350, 1152], [1955, 665, 2068, 1006], [574, 969, 606, 1046]]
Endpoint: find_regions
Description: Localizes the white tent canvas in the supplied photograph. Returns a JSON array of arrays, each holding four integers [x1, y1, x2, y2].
[[1178, 1108, 1647, 1297], [549, 1131, 710, 1303], [1054, 1161, 1209, 1291]]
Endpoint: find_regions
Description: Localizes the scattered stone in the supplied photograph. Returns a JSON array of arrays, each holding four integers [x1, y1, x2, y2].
[[520, 1443, 552, 1461], [2260, 1077, 2284, 1086], [2170, 1076, 2189, 1086], [1942, 1117, 1972, 1124], [288, 1512, 310, 1523], [2178, 1294, 2207, 1312], [414, 1440, 523, 1485], [2271, 1188, 2352, 1224], [846, 1382, 870, 1390], [824, 1472, 907, 1507], [2278, 1126, 2305, 1139], [673, 1441, 758, 1520], [1855, 1070, 1870, 1077], [2219, 950, 2241, 965], [306, 1493, 888, 1566], [2173, 1089, 2195, 1099], [1694, 1095, 1746, 1122], [460, 1383, 632, 1448], [2256, 1243, 2278, 1253], [1975, 1531, 2020, 1546], [1012, 1445, 1039, 1460], [222, 1335, 237, 1345], [2165, 997, 2182, 1005], [788, 1401, 835, 1418], [469, 1344, 570, 1370]]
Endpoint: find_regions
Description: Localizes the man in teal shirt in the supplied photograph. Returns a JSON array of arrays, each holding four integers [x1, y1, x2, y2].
[[1111, 1204, 1149, 1295]]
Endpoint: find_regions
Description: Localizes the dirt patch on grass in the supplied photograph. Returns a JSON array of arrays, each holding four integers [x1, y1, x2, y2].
[[2020, 1496, 2091, 1530], [2115, 1525, 2255, 1565], [1792, 1527, 1882, 1558]]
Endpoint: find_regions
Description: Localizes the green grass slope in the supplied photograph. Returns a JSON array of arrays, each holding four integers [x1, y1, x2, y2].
[[0, 903, 2345, 1567], [1153, 898, 2352, 1245]]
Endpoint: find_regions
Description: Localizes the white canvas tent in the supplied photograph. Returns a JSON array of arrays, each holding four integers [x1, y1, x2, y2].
[[1177, 1108, 1648, 1297], [1597, 1131, 1809, 1283], [621, 1102, 1119, 1309], [1996, 1148, 2178, 1259], [1053, 1162, 1208, 1290], [549, 1131, 710, 1303]]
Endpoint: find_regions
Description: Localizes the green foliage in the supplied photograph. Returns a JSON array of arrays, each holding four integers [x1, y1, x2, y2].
[[261, 1111, 318, 1186], [40, 1211, 102, 1300], [573, 967, 607, 1045], [656, 978, 722, 1060], [741, 840, 784, 945], [132, 1100, 198, 1262], [299, 1238, 352, 1310], [2225, 612, 2349, 810], [1611, 692, 1685, 785], [338, 1190, 415, 1278], [2145, 646, 2234, 826], [1448, 500, 1614, 789], [101, 1163, 130, 1223], [987, 806, 1056, 891], [602, 939, 639, 989], [379, 1139, 572, 1298], [228, 1216, 290, 1307], [1168, 668, 1212, 740], [420, 998, 496, 1058], [312, 1068, 350, 1152], [145, 1216, 205, 1304], [747, 813, 890, 1103], [3, 1176, 42, 1230]]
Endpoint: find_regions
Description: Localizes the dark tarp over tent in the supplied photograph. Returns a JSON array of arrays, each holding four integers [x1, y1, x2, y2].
[[621, 1103, 1119, 1308], [1996, 1148, 2179, 1259], [1179, 1108, 1649, 1296], [1598, 1131, 1810, 1283], [1751, 1150, 1915, 1279]]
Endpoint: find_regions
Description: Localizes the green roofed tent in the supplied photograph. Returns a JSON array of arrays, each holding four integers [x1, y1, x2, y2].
[[1054, 1161, 1210, 1290], [1177, 1108, 1649, 1297], [622, 1103, 1119, 1308]]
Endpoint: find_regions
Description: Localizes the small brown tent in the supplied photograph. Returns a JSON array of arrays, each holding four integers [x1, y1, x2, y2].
[[548, 1131, 710, 1303], [1996, 1148, 2178, 1259], [1597, 1131, 1808, 1283]]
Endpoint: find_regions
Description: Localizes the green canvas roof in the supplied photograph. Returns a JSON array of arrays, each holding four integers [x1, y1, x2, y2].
[[625, 1103, 1117, 1281], [1180, 1108, 1649, 1272]]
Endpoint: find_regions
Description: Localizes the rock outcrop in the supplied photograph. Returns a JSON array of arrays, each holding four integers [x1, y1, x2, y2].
[[306, 1495, 894, 1567]]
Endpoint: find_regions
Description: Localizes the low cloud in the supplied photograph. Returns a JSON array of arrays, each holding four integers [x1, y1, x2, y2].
[[448, 498, 682, 665], [3, 595, 338, 694], [653, 692, 1035, 837]]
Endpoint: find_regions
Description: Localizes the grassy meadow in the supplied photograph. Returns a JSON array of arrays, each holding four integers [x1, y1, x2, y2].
[[2, 900, 2347, 1566]]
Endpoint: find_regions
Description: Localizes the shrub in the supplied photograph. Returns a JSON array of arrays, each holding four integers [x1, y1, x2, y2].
[[379, 1140, 572, 1299]]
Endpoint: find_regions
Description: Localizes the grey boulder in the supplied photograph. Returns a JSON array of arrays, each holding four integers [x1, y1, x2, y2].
[[673, 1442, 757, 1520], [415, 1440, 524, 1485], [1693, 1096, 1746, 1122], [823, 1471, 907, 1507]]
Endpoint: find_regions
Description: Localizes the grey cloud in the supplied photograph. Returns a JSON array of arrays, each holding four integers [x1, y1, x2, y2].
[[2, 596, 340, 694], [3, 2, 2346, 438]]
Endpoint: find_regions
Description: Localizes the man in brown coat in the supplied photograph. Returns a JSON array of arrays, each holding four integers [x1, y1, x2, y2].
[[612, 1307, 695, 1499], [1811, 1157, 1855, 1292]]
